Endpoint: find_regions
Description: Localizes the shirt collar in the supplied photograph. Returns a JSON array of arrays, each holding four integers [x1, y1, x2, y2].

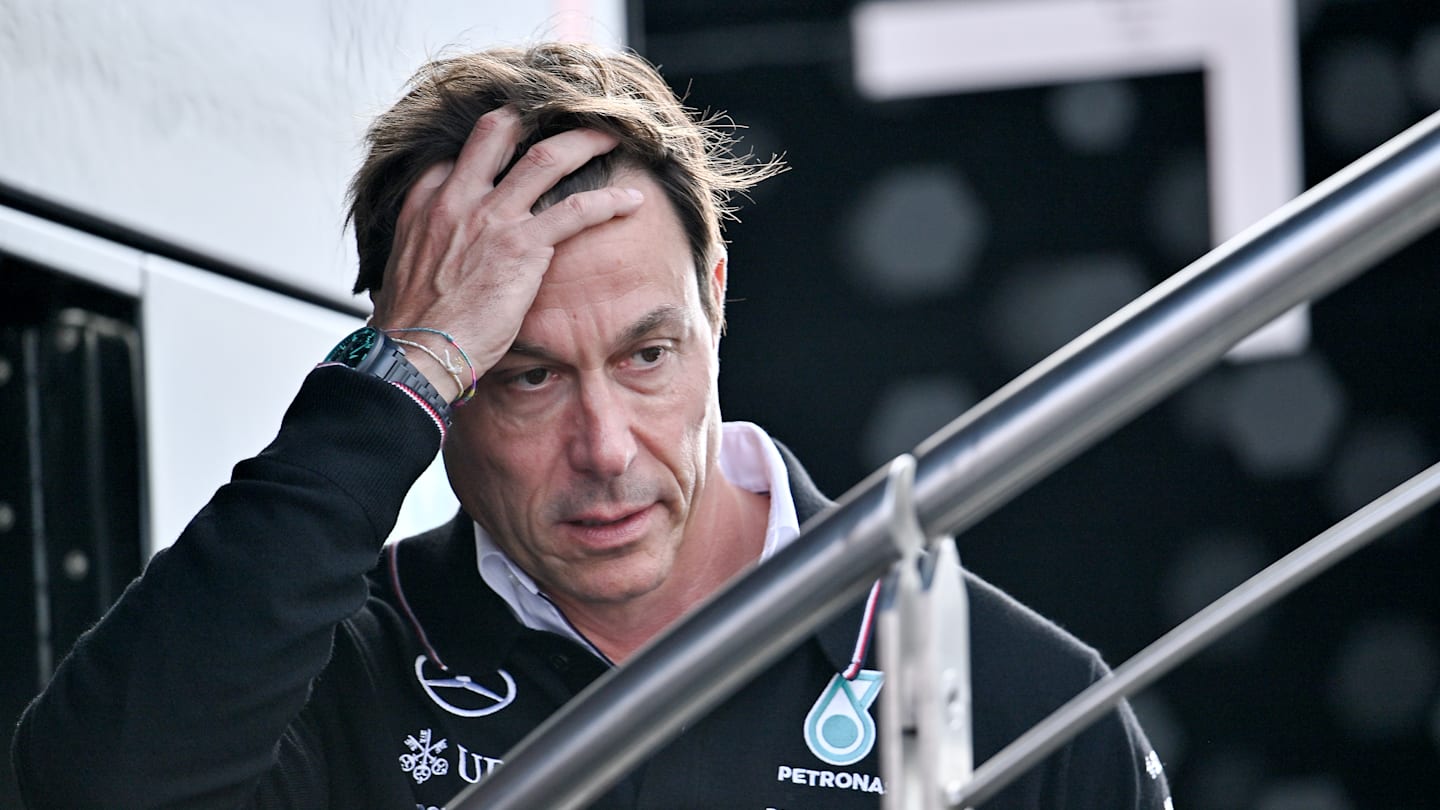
[[474, 421, 801, 649]]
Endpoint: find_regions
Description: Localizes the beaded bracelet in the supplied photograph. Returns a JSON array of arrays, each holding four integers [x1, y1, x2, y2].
[[383, 327, 478, 402]]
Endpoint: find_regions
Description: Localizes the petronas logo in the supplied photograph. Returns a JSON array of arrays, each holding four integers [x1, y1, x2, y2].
[[803, 670, 884, 766]]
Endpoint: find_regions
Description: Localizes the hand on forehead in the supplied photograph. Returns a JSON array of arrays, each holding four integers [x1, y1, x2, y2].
[[369, 107, 648, 390]]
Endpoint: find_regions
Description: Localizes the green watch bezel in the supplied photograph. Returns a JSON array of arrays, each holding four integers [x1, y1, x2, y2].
[[325, 326, 454, 427]]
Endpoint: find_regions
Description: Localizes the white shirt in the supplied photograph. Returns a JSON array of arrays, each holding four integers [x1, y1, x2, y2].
[[474, 421, 801, 655]]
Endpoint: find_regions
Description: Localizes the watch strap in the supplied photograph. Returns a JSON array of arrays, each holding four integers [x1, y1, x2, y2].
[[325, 327, 454, 430]]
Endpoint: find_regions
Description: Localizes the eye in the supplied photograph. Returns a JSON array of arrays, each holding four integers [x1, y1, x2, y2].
[[507, 367, 553, 390], [632, 345, 667, 368]]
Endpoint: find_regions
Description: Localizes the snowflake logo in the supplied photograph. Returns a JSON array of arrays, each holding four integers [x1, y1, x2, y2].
[[1144, 749, 1164, 780], [400, 728, 450, 784]]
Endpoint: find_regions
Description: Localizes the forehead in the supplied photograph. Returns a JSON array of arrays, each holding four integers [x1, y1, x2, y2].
[[530, 171, 699, 314]]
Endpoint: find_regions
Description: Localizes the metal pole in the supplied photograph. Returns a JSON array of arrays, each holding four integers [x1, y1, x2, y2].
[[949, 459, 1440, 807], [450, 109, 1440, 810]]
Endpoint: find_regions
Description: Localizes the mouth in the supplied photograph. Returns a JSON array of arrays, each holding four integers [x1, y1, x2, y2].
[[571, 514, 632, 527], [559, 504, 656, 549]]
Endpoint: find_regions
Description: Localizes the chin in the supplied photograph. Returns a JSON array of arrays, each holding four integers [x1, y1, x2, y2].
[[568, 561, 671, 606]]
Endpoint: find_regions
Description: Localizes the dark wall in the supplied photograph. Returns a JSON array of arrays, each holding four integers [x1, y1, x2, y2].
[[0, 260, 145, 806]]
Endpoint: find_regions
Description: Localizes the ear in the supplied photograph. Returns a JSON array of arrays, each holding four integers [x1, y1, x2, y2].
[[709, 250, 728, 339]]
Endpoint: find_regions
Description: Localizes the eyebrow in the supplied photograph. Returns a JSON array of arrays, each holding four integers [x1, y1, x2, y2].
[[620, 305, 690, 345], [505, 305, 692, 363]]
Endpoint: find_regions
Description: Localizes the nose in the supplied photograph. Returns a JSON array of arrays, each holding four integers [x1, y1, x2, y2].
[[567, 378, 637, 478]]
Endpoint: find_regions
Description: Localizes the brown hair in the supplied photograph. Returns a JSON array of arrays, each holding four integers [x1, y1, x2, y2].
[[347, 42, 784, 325]]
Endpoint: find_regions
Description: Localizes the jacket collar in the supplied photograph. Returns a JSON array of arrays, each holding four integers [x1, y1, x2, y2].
[[775, 441, 878, 676], [382, 516, 529, 673]]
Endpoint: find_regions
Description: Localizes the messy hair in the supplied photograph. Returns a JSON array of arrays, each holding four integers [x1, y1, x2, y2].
[[347, 42, 785, 324]]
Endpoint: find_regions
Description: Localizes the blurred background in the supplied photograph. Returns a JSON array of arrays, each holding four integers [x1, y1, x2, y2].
[[4, 1, 1439, 807]]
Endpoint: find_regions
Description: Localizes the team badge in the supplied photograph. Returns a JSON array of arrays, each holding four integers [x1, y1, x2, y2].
[[804, 669, 884, 766], [414, 655, 517, 717]]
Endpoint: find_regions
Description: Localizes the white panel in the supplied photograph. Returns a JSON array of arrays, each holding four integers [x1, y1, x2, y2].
[[853, 0, 1207, 98], [1202, 0, 1308, 359], [141, 256, 456, 556], [0, 205, 144, 296], [852, 0, 1306, 358], [0, 0, 628, 309], [552, 0, 629, 43]]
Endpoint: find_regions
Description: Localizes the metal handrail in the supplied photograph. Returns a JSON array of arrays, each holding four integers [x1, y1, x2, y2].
[[951, 459, 1440, 807], [449, 107, 1440, 810]]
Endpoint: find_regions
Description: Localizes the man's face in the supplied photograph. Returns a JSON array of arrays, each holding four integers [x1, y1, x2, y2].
[[443, 170, 726, 609]]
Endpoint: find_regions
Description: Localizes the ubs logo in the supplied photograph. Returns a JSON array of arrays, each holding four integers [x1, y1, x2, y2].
[[414, 655, 517, 717]]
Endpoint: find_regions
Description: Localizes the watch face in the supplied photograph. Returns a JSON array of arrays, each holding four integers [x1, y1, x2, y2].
[[326, 326, 381, 368]]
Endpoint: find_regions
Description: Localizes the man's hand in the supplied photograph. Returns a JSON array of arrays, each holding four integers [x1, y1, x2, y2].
[[369, 107, 644, 399]]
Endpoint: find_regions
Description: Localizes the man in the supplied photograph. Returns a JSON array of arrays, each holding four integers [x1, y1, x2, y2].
[[12, 43, 1170, 808]]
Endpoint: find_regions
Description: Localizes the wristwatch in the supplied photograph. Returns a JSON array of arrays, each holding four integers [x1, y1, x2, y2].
[[324, 326, 453, 427]]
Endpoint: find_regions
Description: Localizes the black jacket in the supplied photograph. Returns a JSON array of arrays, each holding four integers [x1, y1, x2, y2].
[[12, 366, 1170, 808]]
